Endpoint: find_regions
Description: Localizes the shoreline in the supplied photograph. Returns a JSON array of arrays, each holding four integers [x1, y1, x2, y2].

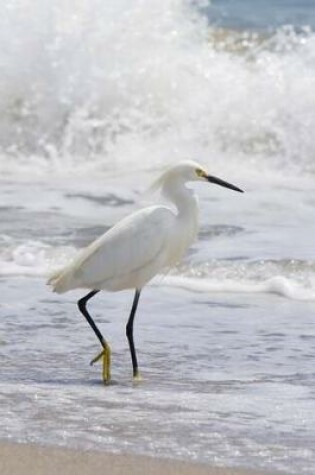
[[0, 441, 282, 475]]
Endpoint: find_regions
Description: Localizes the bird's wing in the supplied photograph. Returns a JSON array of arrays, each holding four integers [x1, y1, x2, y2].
[[70, 206, 175, 288]]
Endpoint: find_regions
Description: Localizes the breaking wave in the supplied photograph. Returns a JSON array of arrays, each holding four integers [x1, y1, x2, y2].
[[0, 0, 314, 177]]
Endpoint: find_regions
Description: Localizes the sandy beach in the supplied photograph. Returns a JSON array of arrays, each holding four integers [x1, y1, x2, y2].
[[0, 442, 279, 475]]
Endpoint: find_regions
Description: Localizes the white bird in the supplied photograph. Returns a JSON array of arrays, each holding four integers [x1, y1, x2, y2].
[[48, 161, 243, 383]]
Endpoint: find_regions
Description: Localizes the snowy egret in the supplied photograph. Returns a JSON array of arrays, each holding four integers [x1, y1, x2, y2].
[[48, 161, 243, 382]]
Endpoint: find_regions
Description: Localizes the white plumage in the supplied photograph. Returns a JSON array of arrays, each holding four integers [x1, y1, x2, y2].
[[49, 206, 175, 293], [47, 161, 243, 382]]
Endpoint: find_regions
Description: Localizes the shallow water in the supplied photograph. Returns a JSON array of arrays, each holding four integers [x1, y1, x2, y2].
[[0, 174, 315, 474], [0, 1, 315, 473], [1, 278, 315, 474]]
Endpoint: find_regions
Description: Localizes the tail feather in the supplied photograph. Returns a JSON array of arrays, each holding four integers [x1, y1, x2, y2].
[[47, 266, 74, 294]]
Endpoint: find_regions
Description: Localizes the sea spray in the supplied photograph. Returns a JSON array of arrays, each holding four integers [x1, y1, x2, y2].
[[0, 1, 314, 176]]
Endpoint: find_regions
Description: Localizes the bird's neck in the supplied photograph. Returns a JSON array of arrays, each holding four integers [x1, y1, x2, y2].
[[161, 178, 199, 265], [162, 178, 198, 221]]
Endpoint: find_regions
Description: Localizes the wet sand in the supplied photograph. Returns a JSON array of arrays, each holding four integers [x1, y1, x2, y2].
[[0, 442, 280, 475]]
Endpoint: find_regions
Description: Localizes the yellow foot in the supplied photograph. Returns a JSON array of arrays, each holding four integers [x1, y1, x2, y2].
[[90, 343, 111, 384], [133, 370, 143, 382]]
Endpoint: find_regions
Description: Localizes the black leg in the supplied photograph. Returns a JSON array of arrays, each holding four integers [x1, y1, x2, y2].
[[126, 289, 141, 378], [77, 290, 106, 348], [78, 290, 112, 382]]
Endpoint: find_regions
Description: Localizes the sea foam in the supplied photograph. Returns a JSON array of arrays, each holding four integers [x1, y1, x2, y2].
[[0, 1, 314, 178], [159, 275, 315, 301]]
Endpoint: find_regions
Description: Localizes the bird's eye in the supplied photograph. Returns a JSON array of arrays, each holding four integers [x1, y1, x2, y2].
[[196, 168, 206, 178]]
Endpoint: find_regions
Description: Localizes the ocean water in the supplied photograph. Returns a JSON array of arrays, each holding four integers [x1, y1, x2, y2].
[[0, 1, 315, 474], [205, 0, 315, 31]]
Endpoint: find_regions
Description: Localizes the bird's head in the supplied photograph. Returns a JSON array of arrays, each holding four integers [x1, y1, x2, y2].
[[192, 162, 243, 193], [149, 161, 244, 194]]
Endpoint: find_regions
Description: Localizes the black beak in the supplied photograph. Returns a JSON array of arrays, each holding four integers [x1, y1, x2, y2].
[[207, 175, 244, 193]]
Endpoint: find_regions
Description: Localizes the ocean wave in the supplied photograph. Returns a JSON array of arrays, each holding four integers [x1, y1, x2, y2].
[[0, 239, 76, 277], [1, 240, 314, 301], [158, 275, 315, 301], [0, 1, 314, 178]]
